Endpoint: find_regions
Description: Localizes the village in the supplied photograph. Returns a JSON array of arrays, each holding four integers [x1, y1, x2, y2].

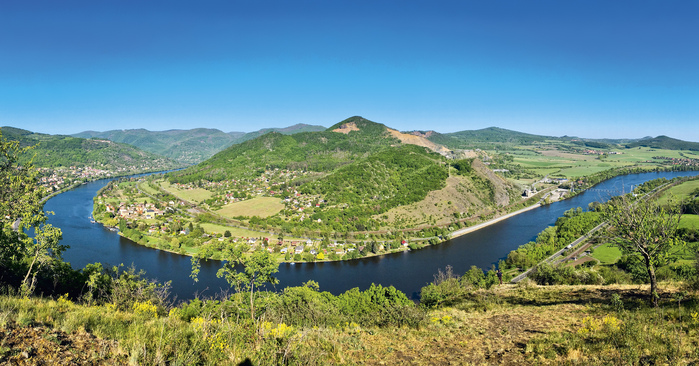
[[93, 172, 416, 263]]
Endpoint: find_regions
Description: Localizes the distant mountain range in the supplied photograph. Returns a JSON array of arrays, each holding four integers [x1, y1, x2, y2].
[[73, 123, 326, 165], [1, 126, 182, 171], [5, 118, 699, 173]]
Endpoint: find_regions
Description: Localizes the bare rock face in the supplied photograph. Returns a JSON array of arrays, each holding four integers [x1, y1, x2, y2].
[[332, 122, 361, 134], [471, 159, 513, 207]]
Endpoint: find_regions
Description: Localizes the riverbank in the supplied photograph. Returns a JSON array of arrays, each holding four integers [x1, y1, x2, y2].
[[449, 203, 542, 239]]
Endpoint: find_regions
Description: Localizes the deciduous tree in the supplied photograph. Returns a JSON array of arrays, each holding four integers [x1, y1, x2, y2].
[[604, 196, 684, 307], [0, 131, 65, 295]]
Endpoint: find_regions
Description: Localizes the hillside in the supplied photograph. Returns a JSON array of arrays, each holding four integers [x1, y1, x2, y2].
[[73, 123, 326, 165], [1, 126, 182, 172], [426, 127, 556, 150], [169, 116, 401, 183], [625, 135, 699, 151], [159, 116, 522, 237]]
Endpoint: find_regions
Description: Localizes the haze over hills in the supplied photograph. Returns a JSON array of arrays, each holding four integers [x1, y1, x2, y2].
[[1, 126, 182, 172], [73, 123, 326, 165]]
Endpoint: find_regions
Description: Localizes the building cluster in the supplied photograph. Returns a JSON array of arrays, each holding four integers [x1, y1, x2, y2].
[[582, 149, 622, 155], [653, 156, 699, 167], [38, 166, 113, 192], [106, 202, 165, 220]]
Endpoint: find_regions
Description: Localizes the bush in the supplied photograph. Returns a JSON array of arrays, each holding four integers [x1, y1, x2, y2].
[[530, 263, 603, 285]]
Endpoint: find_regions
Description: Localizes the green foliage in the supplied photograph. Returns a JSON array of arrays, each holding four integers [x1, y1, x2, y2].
[[625, 135, 699, 151], [604, 196, 684, 306], [216, 248, 279, 318], [420, 266, 500, 308], [505, 209, 602, 269], [428, 126, 552, 150], [1, 127, 181, 170], [529, 263, 604, 285], [0, 132, 66, 295], [169, 116, 400, 183], [73, 124, 326, 165]]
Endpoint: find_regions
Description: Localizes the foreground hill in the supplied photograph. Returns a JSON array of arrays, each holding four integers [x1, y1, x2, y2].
[[73, 123, 326, 165], [1, 126, 182, 172], [2, 283, 696, 365]]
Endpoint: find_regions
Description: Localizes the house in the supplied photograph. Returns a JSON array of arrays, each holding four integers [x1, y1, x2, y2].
[[280, 247, 288, 254], [294, 245, 305, 254], [310, 249, 317, 255]]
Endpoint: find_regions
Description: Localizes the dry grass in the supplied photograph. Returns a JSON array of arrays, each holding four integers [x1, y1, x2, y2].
[[2, 283, 697, 365]]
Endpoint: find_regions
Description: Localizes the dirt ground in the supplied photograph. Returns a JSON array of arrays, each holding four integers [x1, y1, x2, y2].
[[0, 323, 126, 365]]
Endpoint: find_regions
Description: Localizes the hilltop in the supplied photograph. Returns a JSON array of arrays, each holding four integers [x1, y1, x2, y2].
[[73, 123, 326, 165], [626, 135, 699, 151], [158, 116, 520, 236], [0, 126, 182, 173]]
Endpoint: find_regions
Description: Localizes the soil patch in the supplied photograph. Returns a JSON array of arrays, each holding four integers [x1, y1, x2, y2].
[[0, 323, 126, 365]]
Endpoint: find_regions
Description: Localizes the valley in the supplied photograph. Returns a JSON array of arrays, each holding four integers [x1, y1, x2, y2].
[[83, 116, 699, 264]]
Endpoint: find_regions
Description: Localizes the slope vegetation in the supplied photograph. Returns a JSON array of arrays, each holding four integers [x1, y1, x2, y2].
[[74, 124, 326, 165], [1, 126, 181, 171]]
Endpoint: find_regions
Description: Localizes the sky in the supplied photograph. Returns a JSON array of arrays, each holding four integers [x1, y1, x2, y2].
[[1, 1, 697, 141]]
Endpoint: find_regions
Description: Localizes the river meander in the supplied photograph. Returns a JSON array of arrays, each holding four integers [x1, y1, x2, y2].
[[46, 170, 698, 300]]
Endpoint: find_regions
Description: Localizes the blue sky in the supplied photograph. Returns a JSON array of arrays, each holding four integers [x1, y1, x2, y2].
[[1, 1, 697, 141]]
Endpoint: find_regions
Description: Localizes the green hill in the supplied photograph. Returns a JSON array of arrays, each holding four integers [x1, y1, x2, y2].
[[1, 126, 182, 171], [426, 127, 555, 149], [625, 135, 699, 151], [168, 116, 399, 183], [166, 116, 518, 233], [73, 124, 326, 165]]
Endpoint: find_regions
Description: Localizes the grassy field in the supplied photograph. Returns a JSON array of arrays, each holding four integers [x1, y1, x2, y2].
[[138, 181, 160, 195], [680, 214, 699, 230], [216, 196, 284, 218], [591, 243, 623, 264], [657, 179, 699, 205], [159, 181, 213, 203], [506, 146, 695, 180]]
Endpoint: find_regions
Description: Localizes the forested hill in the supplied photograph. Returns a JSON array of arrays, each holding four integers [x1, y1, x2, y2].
[[426, 127, 555, 149], [625, 135, 699, 151], [168, 116, 402, 183], [73, 123, 326, 165], [1, 126, 182, 171]]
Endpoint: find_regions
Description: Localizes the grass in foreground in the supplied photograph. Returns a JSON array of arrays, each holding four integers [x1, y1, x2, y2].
[[2, 283, 698, 365]]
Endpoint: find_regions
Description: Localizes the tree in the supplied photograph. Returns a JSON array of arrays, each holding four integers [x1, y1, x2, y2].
[[216, 248, 279, 319], [0, 131, 65, 295], [604, 196, 684, 307]]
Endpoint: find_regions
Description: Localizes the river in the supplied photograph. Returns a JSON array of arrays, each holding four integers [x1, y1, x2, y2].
[[45, 170, 698, 301]]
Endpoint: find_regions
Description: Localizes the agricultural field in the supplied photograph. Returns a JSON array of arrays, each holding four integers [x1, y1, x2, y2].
[[215, 197, 284, 219], [591, 243, 623, 264], [504, 146, 696, 180], [159, 180, 213, 203], [657, 179, 699, 204], [138, 181, 160, 195]]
